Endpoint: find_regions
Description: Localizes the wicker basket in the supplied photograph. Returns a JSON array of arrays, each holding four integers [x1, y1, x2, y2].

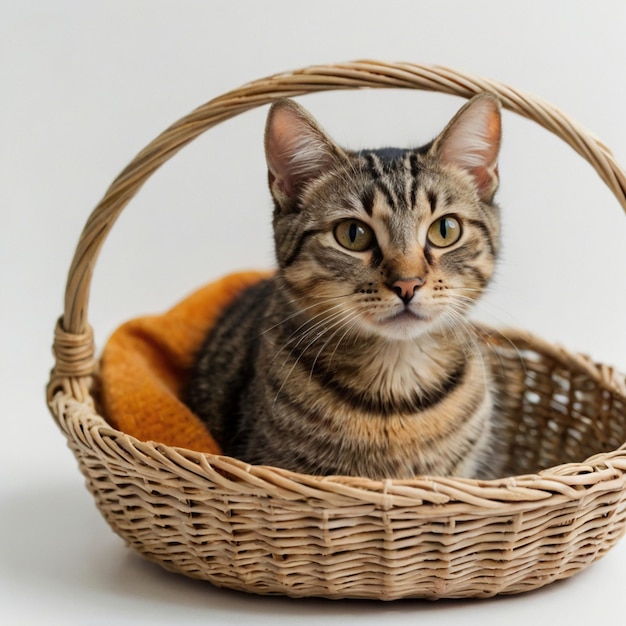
[[47, 61, 626, 600]]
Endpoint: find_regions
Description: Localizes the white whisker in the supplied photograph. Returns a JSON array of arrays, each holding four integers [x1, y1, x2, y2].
[[261, 292, 351, 335], [272, 306, 362, 405], [308, 309, 362, 380], [271, 304, 351, 370]]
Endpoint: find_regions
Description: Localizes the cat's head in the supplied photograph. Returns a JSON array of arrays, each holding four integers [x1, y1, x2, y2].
[[264, 95, 501, 341]]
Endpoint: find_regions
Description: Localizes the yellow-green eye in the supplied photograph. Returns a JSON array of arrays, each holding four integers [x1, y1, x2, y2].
[[334, 220, 375, 251], [427, 216, 462, 248]]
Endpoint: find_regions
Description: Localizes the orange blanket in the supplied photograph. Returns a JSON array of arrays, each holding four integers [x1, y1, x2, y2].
[[100, 270, 270, 452]]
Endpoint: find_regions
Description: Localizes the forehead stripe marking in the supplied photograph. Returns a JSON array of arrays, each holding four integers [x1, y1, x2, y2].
[[363, 152, 400, 214]]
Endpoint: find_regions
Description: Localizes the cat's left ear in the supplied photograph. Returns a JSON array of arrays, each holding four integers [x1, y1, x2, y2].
[[431, 94, 502, 203], [265, 99, 347, 209]]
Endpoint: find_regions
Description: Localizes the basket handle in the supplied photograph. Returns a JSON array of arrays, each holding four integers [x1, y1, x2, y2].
[[49, 60, 626, 397]]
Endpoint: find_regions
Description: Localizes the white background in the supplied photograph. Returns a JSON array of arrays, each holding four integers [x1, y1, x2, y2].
[[3, 1, 626, 624]]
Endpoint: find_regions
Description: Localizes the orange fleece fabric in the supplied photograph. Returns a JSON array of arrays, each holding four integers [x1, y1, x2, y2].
[[100, 270, 270, 452]]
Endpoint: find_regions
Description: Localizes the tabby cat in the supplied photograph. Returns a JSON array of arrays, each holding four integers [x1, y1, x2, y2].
[[185, 94, 503, 479]]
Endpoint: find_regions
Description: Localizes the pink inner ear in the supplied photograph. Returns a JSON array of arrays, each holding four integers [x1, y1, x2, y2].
[[265, 101, 342, 201], [266, 109, 301, 197], [439, 98, 501, 202]]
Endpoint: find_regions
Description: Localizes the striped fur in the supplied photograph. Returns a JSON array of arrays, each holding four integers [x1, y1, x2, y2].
[[186, 95, 504, 479]]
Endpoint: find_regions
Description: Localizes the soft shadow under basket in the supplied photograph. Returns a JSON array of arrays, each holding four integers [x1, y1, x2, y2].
[[47, 61, 626, 600]]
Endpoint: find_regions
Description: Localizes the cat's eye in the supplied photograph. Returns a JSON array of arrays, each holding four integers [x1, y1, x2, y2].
[[427, 216, 462, 248], [334, 220, 375, 251]]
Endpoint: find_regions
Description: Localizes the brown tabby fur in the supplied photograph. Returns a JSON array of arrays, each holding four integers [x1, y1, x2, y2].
[[185, 94, 504, 479]]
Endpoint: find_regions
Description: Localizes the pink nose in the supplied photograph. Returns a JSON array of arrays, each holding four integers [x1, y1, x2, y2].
[[391, 277, 424, 304]]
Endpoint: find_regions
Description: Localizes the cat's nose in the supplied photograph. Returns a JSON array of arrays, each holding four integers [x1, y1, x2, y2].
[[391, 277, 424, 304]]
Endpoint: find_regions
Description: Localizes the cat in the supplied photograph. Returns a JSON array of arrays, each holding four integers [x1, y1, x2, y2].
[[185, 94, 503, 480]]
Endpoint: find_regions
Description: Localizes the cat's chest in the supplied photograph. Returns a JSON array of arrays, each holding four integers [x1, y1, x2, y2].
[[264, 336, 491, 478], [252, 323, 492, 478], [266, 331, 481, 421], [333, 337, 467, 400], [350, 339, 459, 396]]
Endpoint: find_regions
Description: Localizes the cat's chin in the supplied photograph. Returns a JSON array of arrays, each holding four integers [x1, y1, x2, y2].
[[367, 309, 436, 341]]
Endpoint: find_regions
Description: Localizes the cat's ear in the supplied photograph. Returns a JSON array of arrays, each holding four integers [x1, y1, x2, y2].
[[431, 94, 502, 203], [265, 100, 347, 207]]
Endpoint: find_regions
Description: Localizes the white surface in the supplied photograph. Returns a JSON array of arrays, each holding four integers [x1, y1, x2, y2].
[[2, 1, 626, 624]]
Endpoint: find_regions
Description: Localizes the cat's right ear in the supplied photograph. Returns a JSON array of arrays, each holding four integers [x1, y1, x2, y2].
[[264, 100, 346, 209]]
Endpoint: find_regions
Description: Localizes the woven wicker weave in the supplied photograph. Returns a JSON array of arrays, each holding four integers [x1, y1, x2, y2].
[[47, 61, 626, 600]]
